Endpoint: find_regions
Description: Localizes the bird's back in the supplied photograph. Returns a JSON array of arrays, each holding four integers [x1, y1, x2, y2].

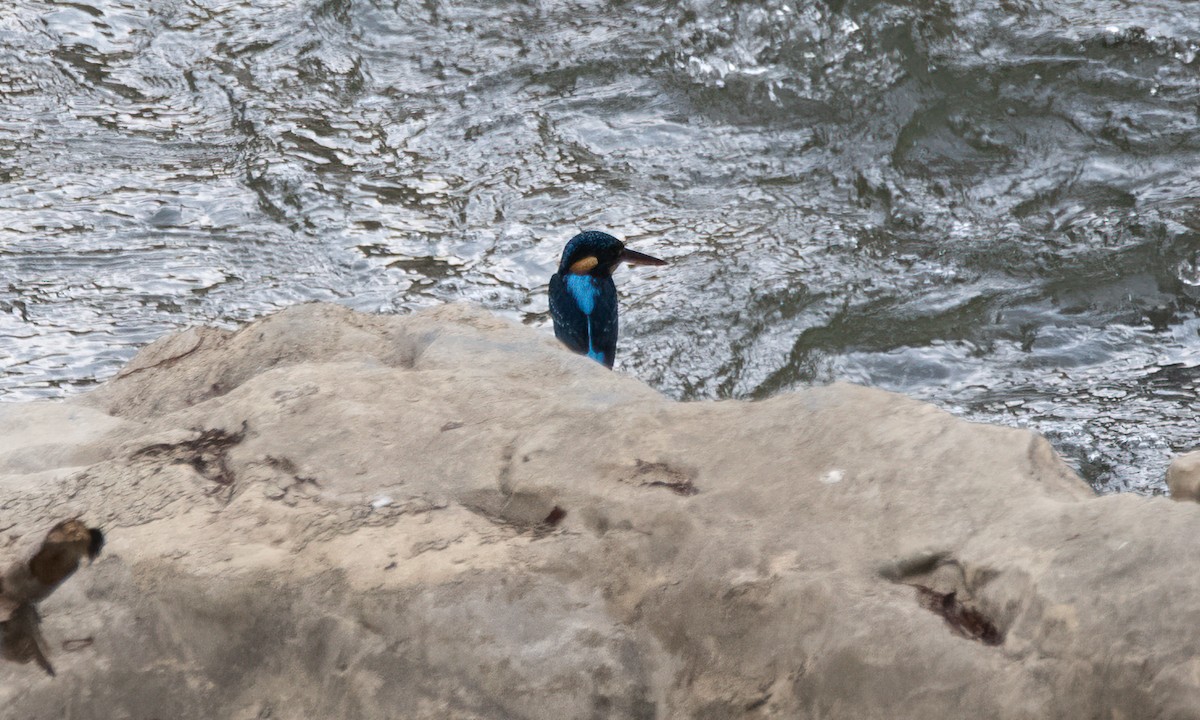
[[549, 272, 618, 367]]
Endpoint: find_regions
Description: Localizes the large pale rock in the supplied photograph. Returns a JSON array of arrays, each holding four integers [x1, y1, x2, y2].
[[1168, 450, 1200, 502], [0, 302, 1196, 719]]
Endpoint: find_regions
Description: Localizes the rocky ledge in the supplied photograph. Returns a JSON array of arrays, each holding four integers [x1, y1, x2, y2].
[[2, 303, 1198, 719]]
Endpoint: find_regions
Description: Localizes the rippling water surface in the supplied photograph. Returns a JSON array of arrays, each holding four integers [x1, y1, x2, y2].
[[2, 0, 1199, 492]]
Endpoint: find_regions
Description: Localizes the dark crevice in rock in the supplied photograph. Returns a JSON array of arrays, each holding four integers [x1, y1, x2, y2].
[[643, 478, 699, 496], [881, 551, 1007, 647], [263, 455, 320, 488], [878, 550, 951, 583], [497, 440, 516, 495], [61, 637, 94, 652], [542, 505, 567, 527], [914, 586, 1004, 646], [461, 489, 566, 537]]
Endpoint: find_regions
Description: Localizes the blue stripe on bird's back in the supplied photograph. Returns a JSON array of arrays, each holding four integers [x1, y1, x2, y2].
[[565, 274, 604, 361], [565, 274, 599, 315]]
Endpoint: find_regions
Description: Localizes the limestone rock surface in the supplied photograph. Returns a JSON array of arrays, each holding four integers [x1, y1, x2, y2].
[[1168, 450, 1200, 502], [1, 303, 1198, 719]]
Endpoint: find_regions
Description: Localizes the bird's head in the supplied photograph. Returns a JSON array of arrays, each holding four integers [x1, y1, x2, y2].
[[557, 230, 666, 277]]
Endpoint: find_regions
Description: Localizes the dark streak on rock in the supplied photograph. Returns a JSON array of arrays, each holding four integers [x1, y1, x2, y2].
[[62, 637, 94, 652], [631, 459, 700, 496], [134, 421, 248, 487], [440, 421, 464, 432], [114, 333, 205, 380], [644, 479, 699, 496], [915, 586, 1003, 646]]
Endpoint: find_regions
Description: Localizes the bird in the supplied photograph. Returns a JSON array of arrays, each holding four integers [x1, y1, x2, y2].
[[549, 231, 666, 368]]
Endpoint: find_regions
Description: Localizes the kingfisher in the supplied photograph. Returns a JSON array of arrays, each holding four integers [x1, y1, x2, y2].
[[549, 230, 666, 368]]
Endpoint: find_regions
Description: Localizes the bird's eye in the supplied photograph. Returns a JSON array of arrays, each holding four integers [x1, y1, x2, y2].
[[569, 256, 599, 274]]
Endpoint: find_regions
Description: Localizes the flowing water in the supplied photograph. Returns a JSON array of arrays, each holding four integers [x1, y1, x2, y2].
[[1, 0, 1199, 492]]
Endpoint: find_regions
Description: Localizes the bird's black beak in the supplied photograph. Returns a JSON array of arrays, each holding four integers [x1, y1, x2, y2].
[[619, 247, 667, 267]]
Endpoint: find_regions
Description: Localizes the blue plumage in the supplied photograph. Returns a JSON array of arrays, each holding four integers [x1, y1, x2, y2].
[[548, 231, 666, 368], [565, 274, 599, 316], [563, 274, 605, 361]]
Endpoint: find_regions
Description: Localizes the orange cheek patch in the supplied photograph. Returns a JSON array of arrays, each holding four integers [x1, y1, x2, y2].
[[569, 256, 599, 274]]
